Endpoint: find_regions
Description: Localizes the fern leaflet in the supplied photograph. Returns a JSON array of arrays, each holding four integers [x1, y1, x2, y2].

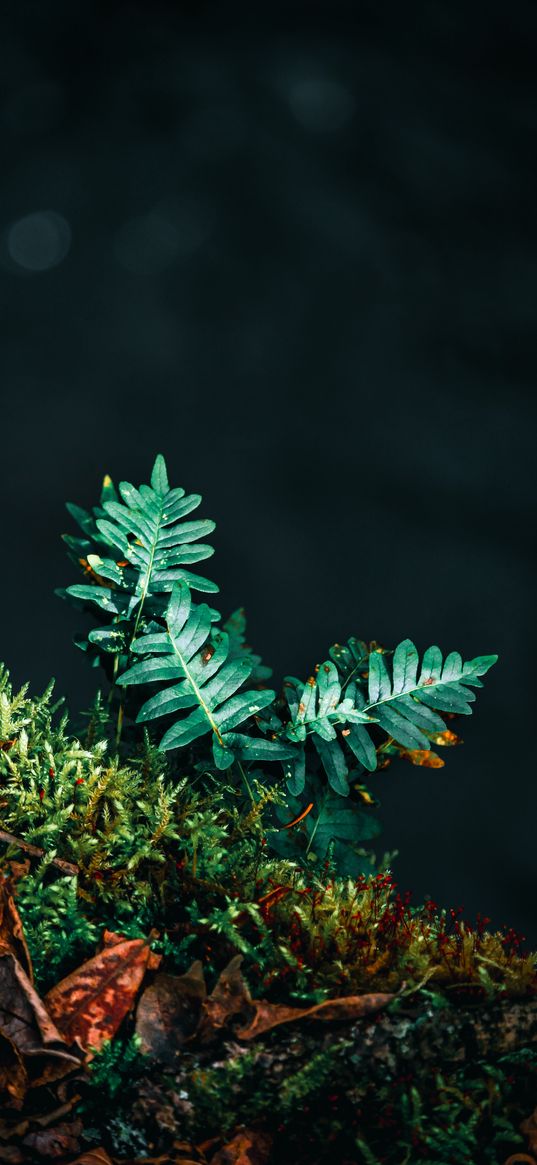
[[118, 581, 295, 770]]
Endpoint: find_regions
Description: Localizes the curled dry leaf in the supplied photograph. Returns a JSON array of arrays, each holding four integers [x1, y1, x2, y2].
[[0, 1146, 24, 1163], [101, 1148, 205, 1165], [0, 952, 82, 1107], [0, 878, 33, 981], [22, 1119, 83, 1159], [44, 933, 161, 1060], [210, 1128, 272, 1165], [197, 956, 251, 1044], [0, 1028, 27, 1110], [236, 989, 396, 1040], [64, 1151, 113, 1165], [195, 956, 394, 1044], [521, 1108, 537, 1154], [136, 961, 207, 1063], [121, 1158, 203, 1165]]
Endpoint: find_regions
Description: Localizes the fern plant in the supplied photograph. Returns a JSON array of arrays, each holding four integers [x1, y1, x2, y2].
[[58, 453, 497, 874]]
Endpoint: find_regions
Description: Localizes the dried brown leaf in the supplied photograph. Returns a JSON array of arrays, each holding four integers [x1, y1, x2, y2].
[[0, 1029, 27, 1108], [136, 961, 206, 1063], [65, 1151, 113, 1165], [236, 990, 395, 1040], [210, 1128, 272, 1165], [0, 1147, 23, 1163], [197, 956, 251, 1043], [0, 951, 82, 1106], [120, 1158, 202, 1165], [521, 1107, 537, 1153], [0, 879, 33, 980], [22, 1119, 83, 1158], [44, 935, 161, 1059], [108, 1149, 206, 1165]]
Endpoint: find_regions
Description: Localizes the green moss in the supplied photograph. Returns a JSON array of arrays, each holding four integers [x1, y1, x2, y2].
[[1, 667, 535, 1004], [83, 1032, 537, 1163]]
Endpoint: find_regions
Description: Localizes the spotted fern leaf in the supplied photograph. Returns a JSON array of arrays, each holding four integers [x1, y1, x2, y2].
[[282, 641, 497, 795], [118, 581, 295, 770]]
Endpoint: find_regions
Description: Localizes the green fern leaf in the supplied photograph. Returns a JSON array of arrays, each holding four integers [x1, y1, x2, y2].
[[271, 777, 381, 874], [59, 454, 218, 656], [119, 581, 280, 768], [345, 724, 378, 772], [283, 639, 497, 790], [328, 637, 369, 684], [304, 788, 381, 863], [312, 734, 349, 796], [354, 640, 497, 763]]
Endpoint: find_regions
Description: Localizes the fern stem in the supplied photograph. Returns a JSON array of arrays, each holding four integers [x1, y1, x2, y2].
[[107, 652, 120, 707], [0, 829, 79, 876], [115, 703, 124, 748], [237, 760, 256, 805]]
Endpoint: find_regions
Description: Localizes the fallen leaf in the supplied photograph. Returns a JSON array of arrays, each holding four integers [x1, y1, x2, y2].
[[0, 951, 82, 1106], [120, 1158, 202, 1165], [22, 1119, 82, 1158], [0, 1146, 23, 1163], [521, 1107, 537, 1153], [44, 935, 161, 1059], [236, 990, 396, 1040], [65, 1151, 113, 1165], [106, 1150, 205, 1165], [0, 879, 33, 980], [197, 956, 251, 1043], [136, 961, 206, 1063], [0, 1029, 27, 1108], [210, 1128, 272, 1165]]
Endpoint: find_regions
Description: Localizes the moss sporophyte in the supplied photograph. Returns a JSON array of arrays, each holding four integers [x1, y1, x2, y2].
[[0, 454, 534, 1165]]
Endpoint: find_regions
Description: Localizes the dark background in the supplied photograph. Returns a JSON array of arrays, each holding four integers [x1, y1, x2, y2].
[[1, 1, 536, 941]]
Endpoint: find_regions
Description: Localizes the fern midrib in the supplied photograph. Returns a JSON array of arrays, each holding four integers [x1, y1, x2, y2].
[[113, 497, 165, 745], [306, 671, 468, 731], [170, 635, 224, 746], [365, 672, 466, 713], [128, 496, 165, 649]]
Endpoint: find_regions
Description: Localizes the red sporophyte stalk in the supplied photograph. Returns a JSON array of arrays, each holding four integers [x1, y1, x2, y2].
[[501, 926, 526, 955]]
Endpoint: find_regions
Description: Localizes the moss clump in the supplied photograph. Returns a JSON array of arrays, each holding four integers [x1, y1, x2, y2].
[[1, 668, 535, 1008]]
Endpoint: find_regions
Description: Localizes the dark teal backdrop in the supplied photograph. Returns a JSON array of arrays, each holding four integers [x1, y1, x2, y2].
[[1, 1, 536, 942]]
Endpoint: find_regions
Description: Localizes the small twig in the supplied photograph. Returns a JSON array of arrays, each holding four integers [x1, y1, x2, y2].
[[0, 829, 79, 876]]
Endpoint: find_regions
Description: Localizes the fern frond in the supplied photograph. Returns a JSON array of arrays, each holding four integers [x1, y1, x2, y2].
[[118, 581, 295, 770], [56, 454, 219, 674], [282, 640, 497, 794]]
